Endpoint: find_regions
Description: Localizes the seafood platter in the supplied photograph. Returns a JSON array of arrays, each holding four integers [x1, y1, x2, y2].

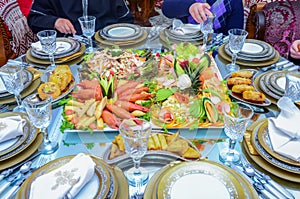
[[60, 43, 232, 133]]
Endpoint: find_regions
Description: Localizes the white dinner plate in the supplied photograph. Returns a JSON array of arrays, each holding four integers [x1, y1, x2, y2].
[[241, 42, 264, 54]]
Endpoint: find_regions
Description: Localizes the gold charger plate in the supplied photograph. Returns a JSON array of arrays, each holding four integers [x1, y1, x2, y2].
[[26, 43, 85, 65], [218, 43, 280, 67], [257, 121, 300, 167], [157, 161, 245, 199], [243, 119, 300, 183], [95, 29, 147, 48], [0, 112, 31, 156], [17, 155, 112, 199], [113, 166, 129, 199], [0, 78, 41, 105], [0, 133, 42, 171], [253, 73, 278, 105]]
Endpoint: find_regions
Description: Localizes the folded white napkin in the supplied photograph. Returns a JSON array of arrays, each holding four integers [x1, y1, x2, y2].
[[31, 41, 43, 52], [172, 24, 201, 35], [0, 115, 26, 143], [268, 97, 300, 162], [30, 153, 95, 199]]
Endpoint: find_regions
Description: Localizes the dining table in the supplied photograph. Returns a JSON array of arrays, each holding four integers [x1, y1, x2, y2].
[[0, 27, 300, 199]]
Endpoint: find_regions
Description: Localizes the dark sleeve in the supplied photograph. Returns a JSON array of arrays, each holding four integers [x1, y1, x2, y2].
[[216, 0, 244, 35], [27, 0, 59, 34], [162, 0, 196, 19]]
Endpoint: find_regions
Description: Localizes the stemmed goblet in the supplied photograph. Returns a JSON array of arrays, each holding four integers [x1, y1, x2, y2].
[[119, 118, 152, 192], [219, 102, 253, 164], [78, 16, 96, 53], [225, 29, 248, 72], [37, 30, 57, 72], [23, 93, 58, 155], [0, 65, 25, 112], [201, 15, 214, 51]]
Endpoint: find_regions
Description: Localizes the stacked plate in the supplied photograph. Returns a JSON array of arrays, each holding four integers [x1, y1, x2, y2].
[[95, 23, 147, 47], [253, 71, 287, 104], [159, 25, 205, 45], [243, 119, 300, 183], [26, 38, 85, 65], [144, 160, 258, 199], [218, 39, 280, 67], [16, 155, 128, 199], [0, 66, 41, 106], [0, 112, 42, 171]]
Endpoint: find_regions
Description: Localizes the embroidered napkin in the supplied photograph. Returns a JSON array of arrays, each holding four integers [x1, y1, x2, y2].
[[268, 97, 300, 162], [29, 153, 95, 199], [172, 24, 201, 35], [31, 41, 43, 52], [0, 115, 26, 143]]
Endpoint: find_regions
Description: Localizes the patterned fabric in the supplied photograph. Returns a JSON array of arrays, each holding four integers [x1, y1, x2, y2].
[[263, 1, 300, 58], [188, 0, 232, 31], [0, 0, 36, 57]]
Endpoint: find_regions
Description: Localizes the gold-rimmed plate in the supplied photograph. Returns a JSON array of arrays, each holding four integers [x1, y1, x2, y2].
[[269, 71, 286, 94], [0, 133, 43, 171], [218, 43, 280, 67], [258, 73, 281, 100], [16, 155, 111, 199], [0, 78, 41, 105], [113, 166, 128, 199], [263, 71, 285, 97], [251, 121, 300, 175], [0, 112, 31, 156], [26, 43, 85, 65], [253, 73, 278, 105], [257, 121, 300, 167], [100, 23, 143, 41], [157, 161, 245, 199]]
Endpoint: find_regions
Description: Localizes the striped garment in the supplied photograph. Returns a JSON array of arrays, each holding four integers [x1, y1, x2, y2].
[[188, 0, 232, 31]]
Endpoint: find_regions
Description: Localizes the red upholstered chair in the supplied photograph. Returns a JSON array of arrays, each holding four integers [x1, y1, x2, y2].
[[250, 1, 300, 58], [0, 0, 37, 66]]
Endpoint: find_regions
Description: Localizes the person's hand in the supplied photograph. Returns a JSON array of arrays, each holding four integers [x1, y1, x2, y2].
[[189, 2, 214, 23], [54, 18, 76, 35], [290, 40, 300, 59]]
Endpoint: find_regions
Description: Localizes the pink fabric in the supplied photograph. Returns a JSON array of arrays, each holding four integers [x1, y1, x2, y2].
[[263, 1, 300, 58]]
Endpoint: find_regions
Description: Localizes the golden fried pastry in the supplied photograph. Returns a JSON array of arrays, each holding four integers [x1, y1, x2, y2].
[[231, 70, 253, 78], [232, 84, 255, 94], [183, 147, 201, 159], [38, 82, 61, 100], [52, 65, 72, 83], [49, 73, 70, 91], [243, 90, 266, 102], [227, 77, 252, 86]]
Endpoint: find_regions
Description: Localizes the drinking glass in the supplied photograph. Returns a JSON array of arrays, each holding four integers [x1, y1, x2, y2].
[[284, 71, 300, 104], [23, 93, 58, 155], [201, 16, 214, 51], [37, 30, 57, 72], [225, 29, 248, 72], [0, 65, 25, 112], [119, 118, 152, 189], [78, 16, 96, 53], [219, 102, 253, 164]]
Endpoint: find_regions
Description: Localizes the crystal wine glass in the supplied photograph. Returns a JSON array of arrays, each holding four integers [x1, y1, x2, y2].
[[78, 16, 96, 53], [201, 15, 214, 51], [37, 30, 57, 72], [0, 65, 25, 112], [225, 29, 248, 72], [23, 93, 58, 155], [219, 102, 253, 164], [119, 118, 152, 190]]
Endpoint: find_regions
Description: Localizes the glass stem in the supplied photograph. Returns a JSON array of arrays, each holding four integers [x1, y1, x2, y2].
[[203, 34, 208, 50], [49, 53, 55, 69], [41, 128, 50, 144], [14, 94, 22, 107], [88, 37, 93, 50], [231, 53, 237, 65], [228, 138, 236, 154], [133, 158, 141, 175]]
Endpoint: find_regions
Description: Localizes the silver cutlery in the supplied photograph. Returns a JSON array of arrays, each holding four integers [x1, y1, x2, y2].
[[260, 60, 289, 72], [254, 182, 279, 199], [241, 155, 295, 199]]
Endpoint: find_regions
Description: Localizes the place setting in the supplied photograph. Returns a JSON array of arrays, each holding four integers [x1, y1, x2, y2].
[[218, 36, 280, 68], [95, 23, 148, 47], [243, 97, 300, 183], [26, 30, 85, 67]]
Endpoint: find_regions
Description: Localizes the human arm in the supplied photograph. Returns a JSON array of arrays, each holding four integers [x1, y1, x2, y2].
[[290, 40, 300, 59]]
